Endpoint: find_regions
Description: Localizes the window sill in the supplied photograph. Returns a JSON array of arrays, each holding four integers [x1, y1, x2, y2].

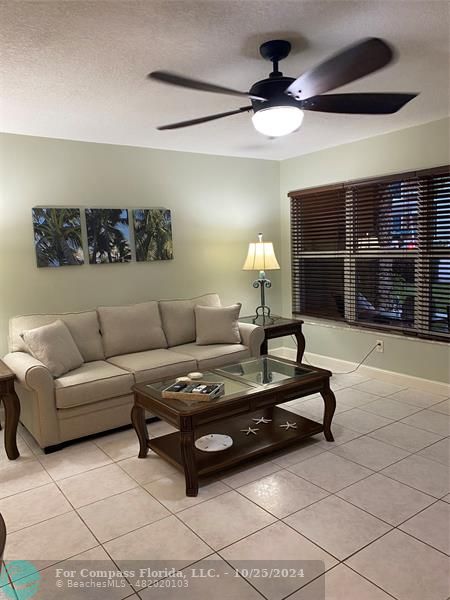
[[295, 315, 450, 347]]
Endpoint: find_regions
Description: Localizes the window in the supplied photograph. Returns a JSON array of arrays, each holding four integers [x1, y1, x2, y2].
[[290, 166, 450, 341]]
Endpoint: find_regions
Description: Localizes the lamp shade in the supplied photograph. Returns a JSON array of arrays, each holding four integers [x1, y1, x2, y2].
[[242, 235, 280, 271]]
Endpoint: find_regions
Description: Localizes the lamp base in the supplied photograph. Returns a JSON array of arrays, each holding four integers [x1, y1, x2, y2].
[[251, 277, 274, 324], [252, 305, 274, 325]]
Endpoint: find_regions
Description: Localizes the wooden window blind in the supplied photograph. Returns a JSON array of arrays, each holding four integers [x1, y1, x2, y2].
[[289, 166, 450, 341]]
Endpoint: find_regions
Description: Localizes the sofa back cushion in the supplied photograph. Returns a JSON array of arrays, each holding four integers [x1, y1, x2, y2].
[[9, 310, 104, 362], [159, 293, 221, 347], [97, 301, 167, 358]]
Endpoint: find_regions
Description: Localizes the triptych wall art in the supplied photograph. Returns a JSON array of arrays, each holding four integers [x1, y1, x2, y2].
[[32, 207, 173, 268]]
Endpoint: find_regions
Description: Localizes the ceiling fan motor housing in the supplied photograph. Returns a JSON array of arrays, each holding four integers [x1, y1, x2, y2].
[[249, 76, 298, 113]]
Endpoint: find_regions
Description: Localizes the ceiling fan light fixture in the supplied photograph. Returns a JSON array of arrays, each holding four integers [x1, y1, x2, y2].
[[252, 106, 304, 137]]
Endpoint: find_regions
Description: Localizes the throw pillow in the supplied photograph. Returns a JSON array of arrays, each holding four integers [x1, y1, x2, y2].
[[21, 319, 84, 378], [195, 303, 242, 345]]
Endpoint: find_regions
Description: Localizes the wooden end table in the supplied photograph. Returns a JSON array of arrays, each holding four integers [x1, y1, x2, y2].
[[240, 315, 305, 363], [132, 356, 335, 497], [0, 360, 20, 460]]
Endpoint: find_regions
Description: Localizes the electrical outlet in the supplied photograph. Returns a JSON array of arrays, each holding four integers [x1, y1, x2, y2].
[[376, 340, 384, 353]]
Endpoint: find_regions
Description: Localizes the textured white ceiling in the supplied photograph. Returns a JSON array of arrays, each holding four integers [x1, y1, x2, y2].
[[1, 0, 449, 160]]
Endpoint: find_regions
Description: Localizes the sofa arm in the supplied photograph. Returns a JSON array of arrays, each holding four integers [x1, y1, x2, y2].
[[3, 352, 59, 447], [238, 323, 265, 357], [3, 352, 54, 394]]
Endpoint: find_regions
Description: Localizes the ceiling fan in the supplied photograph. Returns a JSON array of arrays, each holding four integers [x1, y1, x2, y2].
[[149, 38, 418, 137]]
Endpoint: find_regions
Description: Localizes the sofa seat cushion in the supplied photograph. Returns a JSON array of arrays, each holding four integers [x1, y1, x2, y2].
[[107, 349, 197, 383], [55, 361, 134, 409], [172, 343, 250, 371]]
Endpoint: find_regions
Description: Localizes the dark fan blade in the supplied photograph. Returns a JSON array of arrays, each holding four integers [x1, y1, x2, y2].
[[286, 38, 394, 100], [149, 71, 266, 101], [301, 93, 418, 114], [157, 106, 253, 130]]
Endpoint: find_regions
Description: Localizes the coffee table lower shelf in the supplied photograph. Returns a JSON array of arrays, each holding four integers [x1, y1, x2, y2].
[[148, 406, 324, 485]]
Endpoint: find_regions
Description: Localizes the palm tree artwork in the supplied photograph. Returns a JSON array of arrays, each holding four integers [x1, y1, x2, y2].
[[86, 209, 131, 264], [32, 208, 84, 267], [133, 209, 173, 261]]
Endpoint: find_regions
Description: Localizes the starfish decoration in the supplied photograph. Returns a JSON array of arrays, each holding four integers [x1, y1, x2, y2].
[[240, 427, 259, 436], [279, 421, 298, 430], [252, 417, 272, 425]]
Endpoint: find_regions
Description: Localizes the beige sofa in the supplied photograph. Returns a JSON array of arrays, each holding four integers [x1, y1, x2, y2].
[[3, 294, 264, 450]]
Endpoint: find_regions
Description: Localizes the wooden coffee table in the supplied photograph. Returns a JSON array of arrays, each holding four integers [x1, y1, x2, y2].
[[131, 356, 336, 497]]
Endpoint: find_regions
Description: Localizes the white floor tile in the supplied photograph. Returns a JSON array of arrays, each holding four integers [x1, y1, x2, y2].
[[430, 399, 450, 415], [57, 463, 138, 508], [177, 490, 275, 550], [330, 373, 372, 388], [337, 473, 435, 526], [139, 555, 263, 599], [271, 441, 326, 468], [0, 458, 52, 499], [346, 529, 450, 600], [144, 474, 229, 513], [221, 458, 280, 487], [401, 410, 450, 436], [39, 442, 112, 480], [382, 454, 450, 498], [389, 388, 448, 409], [77, 487, 170, 542], [333, 409, 393, 434], [238, 469, 328, 518], [400, 501, 450, 555], [419, 437, 450, 466], [293, 563, 393, 600], [353, 380, 406, 397], [94, 428, 140, 461], [4, 512, 97, 570], [285, 495, 391, 560], [369, 421, 443, 452], [331, 436, 410, 471], [29, 546, 133, 599], [221, 521, 336, 600], [288, 452, 372, 493], [104, 515, 211, 572], [316, 424, 361, 448], [360, 398, 421, 420], [117, 454, 177, 484], [0, 482, 71, 533], [333, 387, 381, 410]]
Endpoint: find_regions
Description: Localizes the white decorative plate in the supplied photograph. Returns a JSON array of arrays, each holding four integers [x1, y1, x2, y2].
[[195, 434, 233, 452]]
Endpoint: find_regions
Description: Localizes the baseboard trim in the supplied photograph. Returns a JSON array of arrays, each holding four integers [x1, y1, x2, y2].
[[271, 346, 450, 396]]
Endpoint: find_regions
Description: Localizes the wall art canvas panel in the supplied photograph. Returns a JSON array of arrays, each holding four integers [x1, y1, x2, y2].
[[133, 208, 173, 261], [32, 207, 84, 267], [85, 209, 131, 264]]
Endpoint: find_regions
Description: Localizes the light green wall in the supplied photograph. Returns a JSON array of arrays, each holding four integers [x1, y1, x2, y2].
[[2, 119, 449, 382], [280, 118, 450, 383], [0, 133, 281, 356]]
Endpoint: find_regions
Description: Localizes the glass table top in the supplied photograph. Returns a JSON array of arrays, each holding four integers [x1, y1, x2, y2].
[[216, 357, 311, 385], [142, 357, 315, 411]]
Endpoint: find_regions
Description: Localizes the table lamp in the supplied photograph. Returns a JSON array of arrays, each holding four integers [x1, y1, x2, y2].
[[242, 233, 280, 323]]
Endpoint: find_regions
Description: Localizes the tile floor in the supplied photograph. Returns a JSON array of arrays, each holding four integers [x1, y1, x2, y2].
[[0, 373, 449, 600]]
